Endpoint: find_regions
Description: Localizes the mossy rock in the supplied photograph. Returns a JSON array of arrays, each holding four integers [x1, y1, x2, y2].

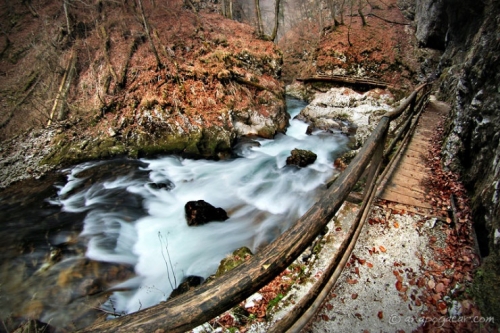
[[471, 255, 500, 323], [215, 246, 253, 278], [41, 138, 128, 167]]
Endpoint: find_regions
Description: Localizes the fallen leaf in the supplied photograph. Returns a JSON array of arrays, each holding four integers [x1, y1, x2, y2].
[[352, 293, 358, 299], [321, 314, 330, 321], [378, 311, 383, 319], [366, 262, 373, 268], [435, 282, 445, 293], [396, 280, 403, 291], [347, 278, 358, 284], [437, 301, 448, 315], [428, 279, 435, 289], [393, 222, 399, 228], [325, 303, 333, 310], [379, 246, 387, 253]]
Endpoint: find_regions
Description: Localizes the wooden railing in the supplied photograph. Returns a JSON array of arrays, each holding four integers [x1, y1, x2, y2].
[[296, 74, 393, 90], [78, 84, 431, 333]]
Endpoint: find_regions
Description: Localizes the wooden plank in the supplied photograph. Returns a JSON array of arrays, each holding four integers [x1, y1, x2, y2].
[[379, 201, 434, 217], [405, 144, 428, 155], [389, 166, 428, 180], [383, 182, 427, 198], [395, 162, 430, 173], [408, 137, 430, 146], [379, 190, 432, 208], [389, 174, 423, 188]]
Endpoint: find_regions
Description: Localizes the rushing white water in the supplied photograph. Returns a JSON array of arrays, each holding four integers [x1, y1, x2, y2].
[[55, 98, 349, 315]]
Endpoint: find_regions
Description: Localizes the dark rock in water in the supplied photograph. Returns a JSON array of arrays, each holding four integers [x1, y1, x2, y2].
[[168, 275, 204, 300], [286, 148, 317, 167], [233, 137, 262, 157], [147, 180, 175, 191], [185, 200, 229, 226]]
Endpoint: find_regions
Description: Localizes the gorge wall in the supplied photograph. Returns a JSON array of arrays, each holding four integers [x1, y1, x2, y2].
[[411, 0, 500, 319]]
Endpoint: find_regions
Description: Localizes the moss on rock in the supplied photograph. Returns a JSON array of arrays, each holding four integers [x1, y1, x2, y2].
[[471, 255, 500, 323], [215, 246, 253, 278]]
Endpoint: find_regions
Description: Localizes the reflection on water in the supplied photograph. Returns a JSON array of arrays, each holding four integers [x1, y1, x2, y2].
[[0, 98, 348, 331]]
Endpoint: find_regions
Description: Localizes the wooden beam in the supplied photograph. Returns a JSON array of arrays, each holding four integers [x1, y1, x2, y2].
[[296, 75, 391, 89]]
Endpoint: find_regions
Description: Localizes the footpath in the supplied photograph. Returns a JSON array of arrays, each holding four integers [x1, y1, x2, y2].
[[305, 97, 492, 332]]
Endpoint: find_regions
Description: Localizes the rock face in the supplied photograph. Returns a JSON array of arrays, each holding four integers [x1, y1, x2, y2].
[[286, 149, 317, 168], [416, 0, 500, 320], [185, 200, 229, 226], [414, 0, 448, 49]]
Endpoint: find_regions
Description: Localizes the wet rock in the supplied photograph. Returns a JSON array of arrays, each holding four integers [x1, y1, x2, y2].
[[286, 148, 317, 168], [168, 276, 204, 300], [147, 180, 175, 191], [185, 200, 229, 226]]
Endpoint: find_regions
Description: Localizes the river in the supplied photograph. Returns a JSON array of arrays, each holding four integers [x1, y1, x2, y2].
[[0, 97, 349, 331]]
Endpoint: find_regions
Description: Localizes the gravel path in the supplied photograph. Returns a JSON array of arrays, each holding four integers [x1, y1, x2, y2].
[[305, 203, 437, 332]]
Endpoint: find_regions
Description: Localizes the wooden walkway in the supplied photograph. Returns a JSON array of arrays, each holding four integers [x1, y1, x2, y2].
[[378, 97, 450, 213]]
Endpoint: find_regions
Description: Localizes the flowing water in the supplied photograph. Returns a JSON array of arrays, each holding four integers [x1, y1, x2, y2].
[[0, 98, 349, 331]]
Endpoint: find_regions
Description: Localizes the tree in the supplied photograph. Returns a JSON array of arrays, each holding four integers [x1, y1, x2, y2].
[[254, 0, 264, 36], [254, 0, 282, 42], [269, 0, 282, 41], [137, 0, 162, 69], [358, 0, 367, 26], [221, 0, 233, 19]]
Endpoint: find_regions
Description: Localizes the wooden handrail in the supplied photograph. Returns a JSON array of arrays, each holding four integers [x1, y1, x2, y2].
[[78, 84, 429, 333]]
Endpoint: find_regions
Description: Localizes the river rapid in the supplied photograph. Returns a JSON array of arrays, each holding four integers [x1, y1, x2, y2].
[[0, 97, 349, 331]]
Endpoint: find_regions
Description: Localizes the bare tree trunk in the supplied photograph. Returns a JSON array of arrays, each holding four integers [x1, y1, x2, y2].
[[137, 0, 162, 69], [254, 0, 264, 36], [269, 0, 281, 42], [358, 0, 367, 26], [228, 0, 233, 19], [63, 0, 71, 35], [221, 0, 226, 17], [328, 0, 341, 26], [347, 0, 353, 46], [340, 0, 346, 24], [318, 0, 324, 32]]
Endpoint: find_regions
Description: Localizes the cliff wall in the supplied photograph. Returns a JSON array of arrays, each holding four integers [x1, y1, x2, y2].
[[412, 0, 500, 319]]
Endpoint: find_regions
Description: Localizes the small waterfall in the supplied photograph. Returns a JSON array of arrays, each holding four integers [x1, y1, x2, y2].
[[56, 97, 349, 314]]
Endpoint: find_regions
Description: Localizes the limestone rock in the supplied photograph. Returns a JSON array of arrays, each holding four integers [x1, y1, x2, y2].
[[414, 0, 448, 49]]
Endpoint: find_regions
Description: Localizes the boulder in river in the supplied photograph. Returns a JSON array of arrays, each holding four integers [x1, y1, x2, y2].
[[147, 180, 175, 191], [168, 275, 204, 300], [185, 200, 229, 226], [286, 148, 317, 168]]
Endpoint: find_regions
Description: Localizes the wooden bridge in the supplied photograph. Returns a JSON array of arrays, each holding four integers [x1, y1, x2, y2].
[[78, 84, 437, 333]]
